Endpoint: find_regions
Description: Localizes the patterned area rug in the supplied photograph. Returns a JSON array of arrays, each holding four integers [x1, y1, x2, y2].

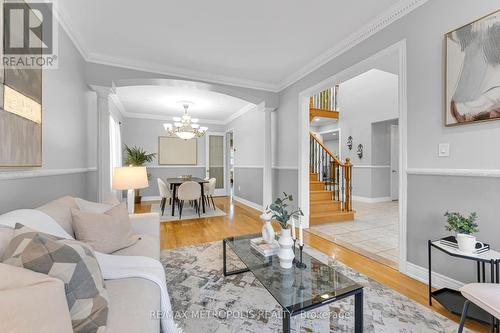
[[150, 203, 226, 222], [161, 242, 467, 333]]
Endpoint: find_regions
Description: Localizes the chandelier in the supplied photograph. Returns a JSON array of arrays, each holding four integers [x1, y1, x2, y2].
[[163, 102, 208, 140]]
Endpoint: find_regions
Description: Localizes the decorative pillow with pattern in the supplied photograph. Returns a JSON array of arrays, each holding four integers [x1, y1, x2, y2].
[[2, 223, 108, 333]]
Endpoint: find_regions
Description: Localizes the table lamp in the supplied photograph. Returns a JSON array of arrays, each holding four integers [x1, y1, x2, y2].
[[112, 166, 149, 214]]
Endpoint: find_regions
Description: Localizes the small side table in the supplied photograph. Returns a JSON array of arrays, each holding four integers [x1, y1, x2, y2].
[[428, 240, 500, 331]]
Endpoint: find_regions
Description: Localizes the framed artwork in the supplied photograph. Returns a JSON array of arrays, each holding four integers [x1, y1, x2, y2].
[[445, 10, 500, 126], [0, 0, 43, 167], [158, 136, 197, 165]]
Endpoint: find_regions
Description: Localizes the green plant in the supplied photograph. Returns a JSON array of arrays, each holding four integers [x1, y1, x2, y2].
[[444, 211, 479, 235], [266, 193, 304, 230], [123, 145, 156, 166]]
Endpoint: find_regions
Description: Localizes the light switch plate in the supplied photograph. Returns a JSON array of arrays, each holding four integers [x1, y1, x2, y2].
[[439, 143, 450, 157]]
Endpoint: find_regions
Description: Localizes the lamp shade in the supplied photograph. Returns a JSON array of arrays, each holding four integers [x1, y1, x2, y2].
[[112, 166, 149, 190]]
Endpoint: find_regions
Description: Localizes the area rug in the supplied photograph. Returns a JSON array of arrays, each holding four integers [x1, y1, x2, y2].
[[160, 241, 468, 333], [151, 203, 226, 222]]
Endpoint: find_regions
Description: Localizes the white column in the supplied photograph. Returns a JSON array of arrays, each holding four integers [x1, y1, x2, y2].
[[262, 107, 274, 212], [90, 85, 114, 202]]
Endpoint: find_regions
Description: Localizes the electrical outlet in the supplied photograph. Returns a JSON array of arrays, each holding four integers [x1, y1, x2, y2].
[[438, 143, 450, 157]]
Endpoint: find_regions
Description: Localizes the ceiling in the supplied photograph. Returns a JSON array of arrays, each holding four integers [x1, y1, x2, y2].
[[58, 0, 416, 91], [115, 85, 254, 123]]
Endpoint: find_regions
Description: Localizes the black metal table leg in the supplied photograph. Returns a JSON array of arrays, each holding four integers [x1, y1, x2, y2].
[[282, 310, 291, 333], [478, 261, 481, 282], [355, 289, 363, 333], [428, 240, 432, 306], [200, 182, 206, 213], [483, 262, 486, 282], [492, 260, 496, 332], [222, 239, 250, 277], [171, 184, 178, 216]]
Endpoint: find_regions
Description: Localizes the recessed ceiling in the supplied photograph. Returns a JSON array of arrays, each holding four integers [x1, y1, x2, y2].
[[59, 0, 408, 90], [115, 86, 254, 123]]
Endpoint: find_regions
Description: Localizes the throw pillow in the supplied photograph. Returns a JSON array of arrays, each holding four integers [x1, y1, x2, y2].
[[71, 203, 139, 253], [2, 224, 108, 333]]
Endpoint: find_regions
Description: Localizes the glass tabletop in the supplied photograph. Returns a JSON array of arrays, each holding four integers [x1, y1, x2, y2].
[[224, 233, 363, 313]]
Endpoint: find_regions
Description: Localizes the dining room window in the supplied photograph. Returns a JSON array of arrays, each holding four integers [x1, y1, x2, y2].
[[109, 114, 122, 198]]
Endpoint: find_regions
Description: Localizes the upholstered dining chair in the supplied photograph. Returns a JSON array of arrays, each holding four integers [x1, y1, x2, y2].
[[203, 178, 217, 210], [177, 181, 202, 219], [457, 283, 500, 332], [157, 178, 172, 216]]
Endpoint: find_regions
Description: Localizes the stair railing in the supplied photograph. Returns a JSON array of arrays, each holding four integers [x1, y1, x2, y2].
[[310, 132, 352, 212]]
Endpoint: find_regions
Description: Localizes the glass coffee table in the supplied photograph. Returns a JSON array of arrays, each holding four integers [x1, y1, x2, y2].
[[223, 234, 364, 332]]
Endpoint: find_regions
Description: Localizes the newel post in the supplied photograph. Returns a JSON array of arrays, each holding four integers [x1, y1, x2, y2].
[[344, 158, 352, 211]]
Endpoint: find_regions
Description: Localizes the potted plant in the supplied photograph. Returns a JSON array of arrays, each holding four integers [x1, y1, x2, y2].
[[266, 193, 303, 269], [123, 145, 156, 203], [444, 211, 480, 253]]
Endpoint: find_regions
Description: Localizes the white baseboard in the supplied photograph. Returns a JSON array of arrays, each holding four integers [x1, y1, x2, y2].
[[233, 196, 263, 212], [352, 196, 393, 203], [141, 196, 160, 202], [405, 262, 464, 290]]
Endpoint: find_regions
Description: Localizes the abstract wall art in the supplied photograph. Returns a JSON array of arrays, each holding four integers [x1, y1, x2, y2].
[[445, 10, 500, 126]]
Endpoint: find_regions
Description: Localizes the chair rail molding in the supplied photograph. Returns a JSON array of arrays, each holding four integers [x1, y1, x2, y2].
[[353, 165, 391, 169], [0, 167, 97, 180], [407, 168, 500, 178]]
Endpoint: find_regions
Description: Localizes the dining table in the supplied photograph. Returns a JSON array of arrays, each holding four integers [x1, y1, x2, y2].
[[167, 177, 209, 216]]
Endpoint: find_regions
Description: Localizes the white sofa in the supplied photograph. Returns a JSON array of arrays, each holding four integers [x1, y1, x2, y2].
[[0, 197, 162, 333]]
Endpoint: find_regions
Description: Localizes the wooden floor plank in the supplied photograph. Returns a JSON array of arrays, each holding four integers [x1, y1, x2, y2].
[[136, 197, 487, 332]]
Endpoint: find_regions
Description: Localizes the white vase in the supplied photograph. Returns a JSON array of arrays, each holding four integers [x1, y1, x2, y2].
[[260, 213, 275, 244], [457, 233, 481, 254], [278, 228, 295, 269]]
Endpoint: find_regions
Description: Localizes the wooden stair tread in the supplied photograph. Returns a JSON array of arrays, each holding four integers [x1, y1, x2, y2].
[[310, 200, 341, 205], [311, 211, 354, 217], [310, 190, 333, 194]]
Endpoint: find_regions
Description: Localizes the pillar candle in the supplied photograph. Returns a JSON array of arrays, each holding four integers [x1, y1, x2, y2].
[[299, 221, 304, 246], [291, 216, 296, 240]]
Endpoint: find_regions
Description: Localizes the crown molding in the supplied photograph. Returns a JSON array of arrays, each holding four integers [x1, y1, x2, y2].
[[119, 110, 227, 125], [57, 0, 427, 93], [277, 0, 429, 90], [86, 52, 280, 92]]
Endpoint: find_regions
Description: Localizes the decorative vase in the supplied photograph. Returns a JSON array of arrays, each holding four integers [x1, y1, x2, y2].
[[278, 228, 295, 269], [457, 233, 481, 254], [260, 214, 275, 244]]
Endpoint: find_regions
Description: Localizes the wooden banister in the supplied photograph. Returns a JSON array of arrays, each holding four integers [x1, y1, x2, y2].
[[309, 132, 353, 212]]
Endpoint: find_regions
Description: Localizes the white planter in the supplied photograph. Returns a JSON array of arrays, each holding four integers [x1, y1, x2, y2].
[[456, 233, 479, 254], [278, 228, 295, 269], [260, 213, 275, 244]]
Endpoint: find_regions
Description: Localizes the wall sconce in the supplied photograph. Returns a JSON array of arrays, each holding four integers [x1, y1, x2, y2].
[[347, 136, 353, 150], [357, 144, 363, 159]]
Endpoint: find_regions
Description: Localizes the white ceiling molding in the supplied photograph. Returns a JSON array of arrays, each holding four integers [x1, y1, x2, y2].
[[119, 111, 227, 125], [56, 0, 427, 93], [223, 103, 258, 124], [86, 52, 280, 92], [277, 0, 429, 90]]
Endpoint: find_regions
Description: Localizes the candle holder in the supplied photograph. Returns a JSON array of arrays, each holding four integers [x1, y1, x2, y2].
[[295, 244, 307, 269], [292, 238, 297, 264]]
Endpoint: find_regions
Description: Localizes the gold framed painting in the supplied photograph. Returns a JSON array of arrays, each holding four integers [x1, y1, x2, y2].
[[445, 9, 500, 127]]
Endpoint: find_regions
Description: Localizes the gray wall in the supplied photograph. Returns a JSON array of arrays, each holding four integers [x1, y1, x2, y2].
[[234, 167, 263, 206], [0, 26, 94, 213], [275, 0, 500, 282]]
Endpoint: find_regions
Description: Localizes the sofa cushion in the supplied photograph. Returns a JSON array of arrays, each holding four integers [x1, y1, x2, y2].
[[0, 263, 73, 333], [71, 203, 139, 254], [105, 278, 160, 333], [37, 196, 78, 237], [0, 226, 14, 259], [112, 234, 160, 260], [75, 197, 116, 213], [3, 224, 109, 333]]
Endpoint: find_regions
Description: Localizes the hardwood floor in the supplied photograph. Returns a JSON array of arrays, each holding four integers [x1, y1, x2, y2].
[[136, 196, 487, 332]]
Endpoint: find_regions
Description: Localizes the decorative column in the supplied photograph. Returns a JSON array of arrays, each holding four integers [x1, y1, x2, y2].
[[89, 85, 114, 202], [263, 107, 274, 212]]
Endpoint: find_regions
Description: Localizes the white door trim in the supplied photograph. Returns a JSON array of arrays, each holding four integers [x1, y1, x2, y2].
[[297, 39, 409, 274], [205, 132, 227, 196]]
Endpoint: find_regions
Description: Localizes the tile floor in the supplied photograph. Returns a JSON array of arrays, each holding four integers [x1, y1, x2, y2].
[[308, 200, 400, 268]]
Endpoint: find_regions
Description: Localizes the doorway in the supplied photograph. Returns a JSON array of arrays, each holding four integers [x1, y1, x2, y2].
[[298, 40, 408, 272], [226, 130, 235, 199], [206, 132, 226, 196]]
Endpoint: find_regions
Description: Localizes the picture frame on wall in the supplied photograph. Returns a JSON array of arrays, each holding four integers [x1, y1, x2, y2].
[[445, 9, 500, 127], [158, 136, 197, 165]]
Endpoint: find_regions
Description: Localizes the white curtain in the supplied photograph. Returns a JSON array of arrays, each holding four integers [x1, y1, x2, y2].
[[109, 115, 122, 200]]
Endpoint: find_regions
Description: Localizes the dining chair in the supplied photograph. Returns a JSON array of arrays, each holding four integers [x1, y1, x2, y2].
[[157, 178, 172, 216], [457, 283, 500, 333], [203, 178, 217, 210], [177, 181, 202, 219]]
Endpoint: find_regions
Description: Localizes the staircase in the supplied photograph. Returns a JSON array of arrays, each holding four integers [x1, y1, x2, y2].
[[310, 132, 355, 225]]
